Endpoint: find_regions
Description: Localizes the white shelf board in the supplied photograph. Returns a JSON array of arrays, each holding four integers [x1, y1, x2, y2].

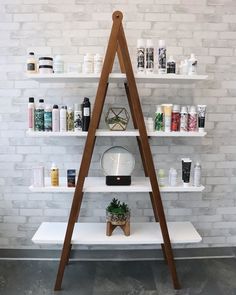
[[32, 222, 202, 245], [26, 129, 206, 137], [26, 72, 208, 84], [29, 177, 205, 193]]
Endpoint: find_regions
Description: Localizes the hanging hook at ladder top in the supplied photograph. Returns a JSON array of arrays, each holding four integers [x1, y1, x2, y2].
[[112, 11, 123, 21]]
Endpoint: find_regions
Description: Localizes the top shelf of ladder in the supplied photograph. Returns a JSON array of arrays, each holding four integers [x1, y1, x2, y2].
[[26, 73, 208, 84]]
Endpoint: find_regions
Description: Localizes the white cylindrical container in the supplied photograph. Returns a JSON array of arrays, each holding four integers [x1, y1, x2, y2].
[[60, 106, 67, 132], [83, 53, 94, 73], [182, 59, 189, 75], [33, 166, 44, 187], [53, 55, 64, 73], [52, 104, 60, 132], [168, 168, 177, 187], [94, 53, 103, 74], [193, 162, 201, 187], [28, 97, 35, 131], [137, 39, 145, 73], [188, 53, 197, 75], [146, 117, 154, 132]]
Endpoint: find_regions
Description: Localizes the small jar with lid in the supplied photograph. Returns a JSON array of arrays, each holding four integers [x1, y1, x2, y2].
[[83, 53, 94, 74], [38, 57, 53, 74]]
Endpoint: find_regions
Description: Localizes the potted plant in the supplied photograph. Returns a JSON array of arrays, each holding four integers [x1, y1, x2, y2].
[[106, 198, 130, 225]]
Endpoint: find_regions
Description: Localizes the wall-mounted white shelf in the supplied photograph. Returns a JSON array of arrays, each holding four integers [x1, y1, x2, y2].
[[26, 73, 208, 84], [29, 177, 205, 193], [26, 130, 207, 138], [32, 222, 202, 245]]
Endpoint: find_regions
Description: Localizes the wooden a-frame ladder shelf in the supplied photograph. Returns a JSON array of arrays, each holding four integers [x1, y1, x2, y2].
[[32, 11, 203, 291]]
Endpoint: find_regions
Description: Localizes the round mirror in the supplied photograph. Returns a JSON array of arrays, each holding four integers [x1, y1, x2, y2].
[[101, 146, 135, 176]]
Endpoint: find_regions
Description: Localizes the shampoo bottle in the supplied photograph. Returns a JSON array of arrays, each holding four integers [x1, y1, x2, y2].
[[50, 163, 59, 186]]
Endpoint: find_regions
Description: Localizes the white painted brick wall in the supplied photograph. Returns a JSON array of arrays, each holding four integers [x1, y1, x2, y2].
[[0, 0, 236, 249]]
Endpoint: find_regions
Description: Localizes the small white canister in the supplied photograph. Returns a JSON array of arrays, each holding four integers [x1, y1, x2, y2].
[[94, 53, 103, 74], [83, 53, 94, 74], [53, 55, 64, 74], [33, 166, 45, 187]]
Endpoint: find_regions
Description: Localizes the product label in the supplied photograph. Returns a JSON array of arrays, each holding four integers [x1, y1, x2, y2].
[[83, 107, 90, 117], [27, 63, 35, 71], [155, 113, 164, 131], [158, 48, 166, 69], [34, 109, 44, 131], [74, 111, 82, 130], [137, 47, 145, 70], [146, 48, 154, 70], [44, 111, 52, 131]]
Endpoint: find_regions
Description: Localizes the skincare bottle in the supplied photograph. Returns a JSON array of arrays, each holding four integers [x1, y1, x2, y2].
[[82, 97, 91, 131], [171, 104, 180, 132], [146, 39, 154, 73], [168, 168, 177, 187], [158, 169, 165, 187], [188, 106, 198, 132], [28, 97, 35, 131], [180, 106, 188, 132], [167, 56, 176, 74], [53, 55, 64, 74], [188, 53, 197, 75], [60, 106, 67, 132], [44, 104, 52, 132], [52, 105, 60, 132], [83, 53, 93, 74], [33, 166, 44, 187], [50, 162, 59, 186], [162, 104, 173, 132], [74, 103, 82, 131], [182, 59, 189, 75], [67, 106, 74, 131], [154, 105, 164, 131], [137, 39, 145, 73], [34, 99, 45, 131], [182, 158, 192, 187], [197, 105, 207, 132], [158, 40, 166, 74], [27, 52, 37, 73], [146, 117, 154, 132], [193, 162, 201, 187]]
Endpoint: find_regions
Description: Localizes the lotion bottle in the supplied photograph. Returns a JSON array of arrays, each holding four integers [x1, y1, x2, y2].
[[50, 163, 59, 186], [28, 97, 35, 131]]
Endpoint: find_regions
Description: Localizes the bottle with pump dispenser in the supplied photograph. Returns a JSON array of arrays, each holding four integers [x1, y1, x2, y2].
[[50, 163, 59, 186], [188, 54, 197, 75]]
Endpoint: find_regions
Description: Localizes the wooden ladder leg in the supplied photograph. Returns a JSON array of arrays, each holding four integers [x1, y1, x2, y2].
[[54, 12, 123, 291], [117, 25, 181, 290]]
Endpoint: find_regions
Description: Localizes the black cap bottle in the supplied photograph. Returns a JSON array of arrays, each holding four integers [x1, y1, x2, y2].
[[82, 97, 91, 131]]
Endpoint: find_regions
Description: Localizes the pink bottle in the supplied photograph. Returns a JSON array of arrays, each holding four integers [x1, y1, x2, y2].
[[188, 106, 197, 131]]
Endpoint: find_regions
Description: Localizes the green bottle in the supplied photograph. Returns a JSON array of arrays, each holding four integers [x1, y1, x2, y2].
[[35, 99, 44, 131], [155, 105, 164, 131]]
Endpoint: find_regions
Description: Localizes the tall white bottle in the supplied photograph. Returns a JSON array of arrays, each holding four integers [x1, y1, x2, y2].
[[146, 39, 154, 73], [158, 40, 166, 74], [60, 106, 67, 132], [188, 53, 197, 75], [52, 104, 60, 132], [28, 97, 35, 131]]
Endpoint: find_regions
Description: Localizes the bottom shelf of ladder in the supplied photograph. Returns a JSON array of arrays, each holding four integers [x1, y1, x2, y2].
[[32, 222, 202, 245]]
